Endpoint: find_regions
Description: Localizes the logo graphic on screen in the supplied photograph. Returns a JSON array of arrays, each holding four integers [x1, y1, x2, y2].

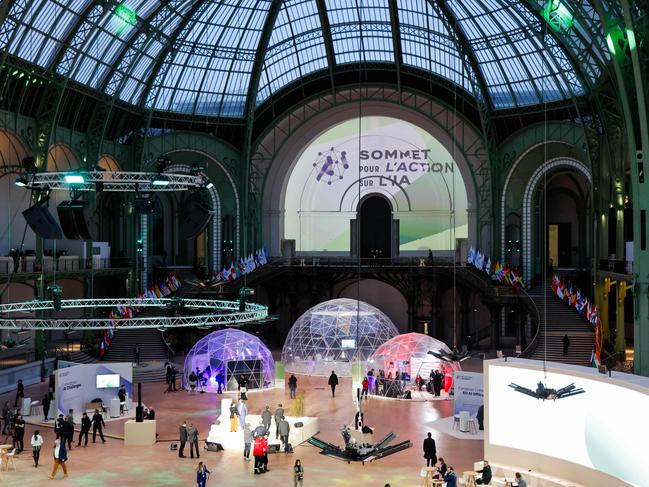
[[96, 374, 120, 388], [313, 148, 349, 185]]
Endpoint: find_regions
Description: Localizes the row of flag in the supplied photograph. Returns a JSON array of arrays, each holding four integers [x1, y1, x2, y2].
[[550, 273, 602, 366], [211, 247, 269, 283], [98, 273, 182, 359], [467, 247, 525, 288]]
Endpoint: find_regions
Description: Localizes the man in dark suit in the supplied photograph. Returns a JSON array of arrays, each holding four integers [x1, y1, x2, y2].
[[78, 412, 92, 447], [178, 421, 188, 458], [91, 409, 106, 443], [423, 432, 437, 467], [328, 371, 339, 397]]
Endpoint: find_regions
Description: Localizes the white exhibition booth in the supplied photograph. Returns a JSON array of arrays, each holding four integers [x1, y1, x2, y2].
[[485, 358, 649, 487], [55, 362, 133, 420]]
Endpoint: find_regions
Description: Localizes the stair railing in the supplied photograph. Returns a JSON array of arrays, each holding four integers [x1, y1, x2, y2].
[[160, 329, 175, 362]]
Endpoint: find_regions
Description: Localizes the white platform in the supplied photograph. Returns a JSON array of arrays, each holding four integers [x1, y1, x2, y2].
[[490, 463, 587, 487], [425, 415, 483, 441], [124, 420, 157, 446]]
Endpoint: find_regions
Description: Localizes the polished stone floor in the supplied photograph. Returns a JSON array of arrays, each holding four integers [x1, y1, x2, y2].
[[0, 366, 483, 486]]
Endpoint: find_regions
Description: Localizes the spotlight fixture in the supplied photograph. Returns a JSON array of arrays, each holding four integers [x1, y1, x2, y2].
[[427, 349, 473, 363], [47, 284, 63, 311], [151, 174, 171, 186], [508, 381, 585, 400], [64, 173, 85, 184], [203, 178, 214, 189], [15, 176, 28, 187], [156, 155, 172, 174]]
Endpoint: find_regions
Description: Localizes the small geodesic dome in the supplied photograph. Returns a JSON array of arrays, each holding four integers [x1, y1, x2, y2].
[[367, 332, 461, 383], [281, 298, 399, 377], [183, 328, 274, 392]]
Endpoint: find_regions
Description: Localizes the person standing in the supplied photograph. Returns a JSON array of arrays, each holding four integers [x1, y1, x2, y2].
[[42, 393, 51, 421], [562, 334, 570, 356], [54, 414, 65, 439], [229, 403, 239, 432], [31, 429, 43, 467], [243, 423, 252, 461], [237, 398, 248, 430], [134, 343, 141, 366], [423, 432, 437, 467], [196, 461, 210, 487], [91, 409, 106, 443], [49, 438, 68, 479], [261, 406, 272, 431], [293, 459, 304, 487], [215, 370, 223, 394], [2, 401, 11, 434], [77, 412, 91, 447], [252, 434, 265, 474], [188, 422, 200, 459], [15, 379, 24, 408], [328, 371, 339, 397], [261, 434, 270, 473], [179, 421, 188, 458], [273, 404, 284, 439], [288, 374, 298, 399], [361, 377, 369, 398], [278, 416, 290, 452], [118, 384, 127, 414], [13, 413, 25, 453], [165, 362, 172, 386], [170, 367, 178, 392], [63, 410, 74, 449]]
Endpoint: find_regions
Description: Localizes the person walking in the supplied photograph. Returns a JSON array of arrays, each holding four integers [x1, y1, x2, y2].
[[229, 403, 239, 432], [328, 371, 339, 397], [423, 432, 437, 467], [288, 374, 298, 399], [237, 398, 248, 430], [13, 413, 25, 453], [261, 406, 272, 431], [63, 411, 74, 450], [133, 343, 141, 366], [243, 423, 252, 461], [179, 421, 188, 458], [31, 429, 43, 467], [42, 393, 51, 422], [78, 412, 91, 447], [54, 414, 64, 439], [273, 404, 284, 439], [562, 334, 570, 356], [252, 434, 265, 474], [91, 409, 106, 443], [14, 379, 24, 408], [196, 461, 210, 487], [293, 459, 304, 487], [188, 422, 200, 459], [49, 438, 68, 479], [261, 434, 270, 473], [278, 416, 290, 452]]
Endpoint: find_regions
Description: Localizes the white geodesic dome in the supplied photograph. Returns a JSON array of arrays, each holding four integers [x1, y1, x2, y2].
[[368, 332, 461, 382], [183, 328, 275, 392], [281, 298, 399, 377]]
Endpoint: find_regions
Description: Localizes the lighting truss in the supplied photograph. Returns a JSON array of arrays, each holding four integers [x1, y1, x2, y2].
[[18, 171, 205, 192], [0, 298, 268, 330]]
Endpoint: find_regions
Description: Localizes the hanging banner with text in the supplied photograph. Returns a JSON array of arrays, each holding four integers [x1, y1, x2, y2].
[[453, 371, 484, 416]]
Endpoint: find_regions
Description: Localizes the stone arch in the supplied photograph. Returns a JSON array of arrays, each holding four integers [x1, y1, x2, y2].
[[47, 143, 81, 171]]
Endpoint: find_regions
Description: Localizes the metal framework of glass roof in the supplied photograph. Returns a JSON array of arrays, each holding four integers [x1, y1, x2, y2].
[[1, 0, 608, 117]]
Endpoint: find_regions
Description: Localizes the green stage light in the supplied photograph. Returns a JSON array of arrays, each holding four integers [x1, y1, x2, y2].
[[542, 0, 573, 32], [64, 173, 85, 184], [113, 4, 137, 35]]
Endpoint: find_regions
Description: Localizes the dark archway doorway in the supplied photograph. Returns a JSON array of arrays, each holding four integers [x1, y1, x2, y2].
[[359, 195, 392, 258]]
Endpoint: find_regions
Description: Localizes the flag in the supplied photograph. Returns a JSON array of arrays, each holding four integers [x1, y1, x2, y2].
[[485, 258, 492, 275], [99, 340, 105, 359], [467, 247, 476, 266]]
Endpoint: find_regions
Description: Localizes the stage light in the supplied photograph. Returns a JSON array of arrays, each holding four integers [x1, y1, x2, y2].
[[64, 173, 85, 184], [15, 176, 28, 187], [238, 287, 255, 312], [151, 174, 171, 186], [204, 178, 214, 189], [156, 155, 172, 174], [47, 284, 63, 311]]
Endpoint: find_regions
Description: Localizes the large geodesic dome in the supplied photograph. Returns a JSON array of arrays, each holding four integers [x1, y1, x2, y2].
[[183, 328, 275, 393], [281, 298, 399, 377], [368, 333, 461, 383]]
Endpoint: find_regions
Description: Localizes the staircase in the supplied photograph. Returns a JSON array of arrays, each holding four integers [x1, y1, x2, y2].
[[66, 350, 96, 364], [526, 278, 595, 367], [103, 329, 169, 363]]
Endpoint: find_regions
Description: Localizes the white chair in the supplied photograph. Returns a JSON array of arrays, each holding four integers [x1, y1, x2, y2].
[[5, 448, 17, 471]]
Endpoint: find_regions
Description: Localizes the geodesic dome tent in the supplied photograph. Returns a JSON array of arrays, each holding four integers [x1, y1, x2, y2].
[[368, 332, 461, 384], [281, 298, 399, 377], [183, 328, 274, 393]]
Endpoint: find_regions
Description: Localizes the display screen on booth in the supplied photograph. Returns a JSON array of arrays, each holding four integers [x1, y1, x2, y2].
[[284, 116, 469, 252], [96, 374, 120, 388], [341, 339, 356, 349], [488, 364, 648, 486]]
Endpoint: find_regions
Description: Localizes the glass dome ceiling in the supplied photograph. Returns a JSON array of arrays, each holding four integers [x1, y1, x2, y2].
[[1, 0, 607, 117]]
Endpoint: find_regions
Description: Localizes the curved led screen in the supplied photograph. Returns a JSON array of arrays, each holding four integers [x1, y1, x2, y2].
[[488, 364, 648, 486], [284, 116, 468, 252]]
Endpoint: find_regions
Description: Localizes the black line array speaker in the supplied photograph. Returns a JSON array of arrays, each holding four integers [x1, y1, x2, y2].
[[57, 200, 97, 240], [204, 441, 224, 452], [178, 193, 212, 240], [23, 204, 63, 240]]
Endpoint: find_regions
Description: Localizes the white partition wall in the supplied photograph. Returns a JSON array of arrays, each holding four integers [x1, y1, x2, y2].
[[484, 358, 649, 487]]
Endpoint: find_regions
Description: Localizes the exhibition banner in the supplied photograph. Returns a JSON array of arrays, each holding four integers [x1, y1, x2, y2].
[[55, 362, 132, 417], [453, 371, 484, 416]]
